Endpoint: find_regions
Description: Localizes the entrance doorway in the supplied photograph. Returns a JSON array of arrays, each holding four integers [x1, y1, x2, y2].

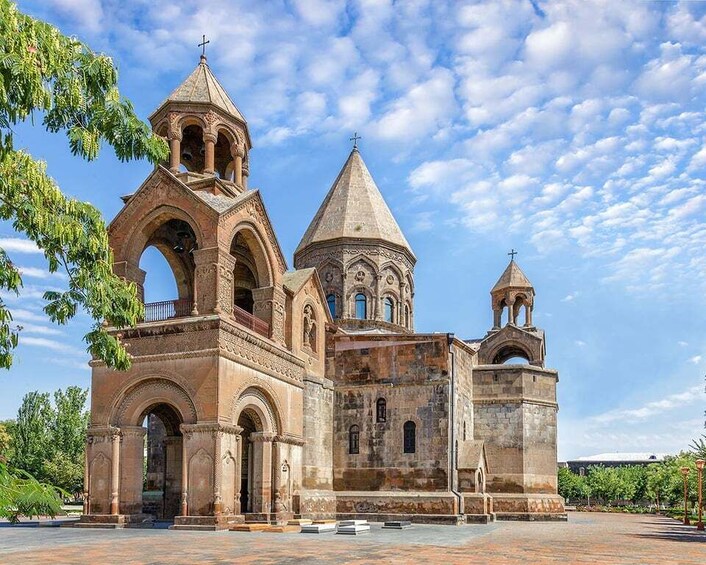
[[141, 404, 183, 520], [238, 411, 257, 514]]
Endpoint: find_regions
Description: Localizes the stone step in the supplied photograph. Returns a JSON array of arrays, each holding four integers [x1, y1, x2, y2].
[[337, 524, 371, 535], [263, 525, 301, 533], [301, 523, 337, 534], [339, 519, 369, 526], [382, 520, 412, 529], [229, 523, 270, 532], [287, 519, 313, 526]]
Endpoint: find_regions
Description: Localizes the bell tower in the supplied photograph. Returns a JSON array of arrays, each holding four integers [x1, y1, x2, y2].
[[149, 52, 252, 187], [490, 251, 535, 330], [81, 52, 333, 531]]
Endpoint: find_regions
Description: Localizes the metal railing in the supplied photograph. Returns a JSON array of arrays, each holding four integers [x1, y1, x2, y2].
[[143, 298, 193, 323], [232, 304, 270, 338]]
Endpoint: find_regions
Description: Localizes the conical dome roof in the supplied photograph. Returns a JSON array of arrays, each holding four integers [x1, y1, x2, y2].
[[296, 148, 414, 258], [491, 260, 533, 293], [150, 56, 245, 123]]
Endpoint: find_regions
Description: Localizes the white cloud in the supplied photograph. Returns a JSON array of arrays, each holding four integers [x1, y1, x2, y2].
[[590, 385, 703, 425], [689, 355, 702, 365], [0, 238, 41, 254], [19, 336, 86, 357], [561, 292, 580, 302], [17, 266, 66, 280]]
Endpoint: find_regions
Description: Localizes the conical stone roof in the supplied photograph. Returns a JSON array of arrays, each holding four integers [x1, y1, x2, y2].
[[296, 148, 414, 258], [150, 56, 245, 122], [491, 260, 533, 293]]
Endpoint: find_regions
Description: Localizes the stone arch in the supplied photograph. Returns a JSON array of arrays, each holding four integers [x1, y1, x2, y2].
[[231, 386, 281, 434], [379, 260, 404, 282], [123, 205, 205, 267], [348, 286, 373, 320], [489, 342, 533, 365], [112, 377, 198, 429], [346, 254, 378, 280], [229, 222, 275, 289]]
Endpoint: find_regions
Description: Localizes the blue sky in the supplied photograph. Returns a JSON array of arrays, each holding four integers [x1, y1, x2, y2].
[[2, 0, 705, 460]]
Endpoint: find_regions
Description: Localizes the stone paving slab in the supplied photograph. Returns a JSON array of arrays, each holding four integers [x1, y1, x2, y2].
[[0, 513, 704, 564]]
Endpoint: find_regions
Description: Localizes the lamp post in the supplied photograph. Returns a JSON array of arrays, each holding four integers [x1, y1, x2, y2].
[[696, 459, 704, 531], [680, 467, 690, 525]]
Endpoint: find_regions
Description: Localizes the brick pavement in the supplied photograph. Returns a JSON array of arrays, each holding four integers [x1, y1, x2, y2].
[[1, 513, 704, 564]]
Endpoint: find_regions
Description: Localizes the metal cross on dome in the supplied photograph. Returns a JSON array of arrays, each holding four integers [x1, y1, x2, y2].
[[198, 35, 210, 58], [350, 132, 362, 149], [508, 249, 518, 260]]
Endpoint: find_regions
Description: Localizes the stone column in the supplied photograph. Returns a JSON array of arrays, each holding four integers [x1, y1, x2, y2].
[[232, 144, 244, 186], [525, 304, 533, 327], [341, 274, 350, 318], [169, 137, 181, 174], [110, 428, 121, 515], [113, 261, 146, 304], [506, 298, 515, 326], [180, 434, 189, 517], [192, 247, 235, 316], [492, 308, 501, 330], [163, 436, 183, 519], [119, 426, 147, 516], [374, 274, 383, 321], [242, 155, 249, 189], [252, 286, 286, 345], [250, 432, 275, 514], [203, 132, 217, 175], [234, 433, 243, 515]]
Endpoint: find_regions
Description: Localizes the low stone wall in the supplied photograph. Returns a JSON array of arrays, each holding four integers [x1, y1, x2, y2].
[[336, 491, 458, 517], [492, 493, 567, 520], [298, 489, 337, 519]]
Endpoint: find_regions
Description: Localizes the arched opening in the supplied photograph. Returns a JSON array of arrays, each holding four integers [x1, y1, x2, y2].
[[180, 124, 206, 173], [237, 410, 258, 514], [140, 403, 183, 521], [326, 294, 336, 318], [139, 218, 197, 322], [349, 424, 360, 454], [214, 132, 232, 178], [230, 230, 269, 316], [376, 398, 386, 423], [403, 421, 416, 454], [503, 356, 529, 365], [492, 345, 531, 365], [383, 297, 395, 324], [355, 293, 367, 320], [404, 304, 410, 328]]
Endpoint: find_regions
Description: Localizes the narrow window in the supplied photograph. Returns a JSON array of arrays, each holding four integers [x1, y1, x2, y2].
[[355, 293, 366, 320], [404, 304, 410, 328], [349, 425, 360, 454], [326, 294, 336, 318], [403, 421, 416, 454], [384, 297, 394, 323], [376, 398, 386, 423]]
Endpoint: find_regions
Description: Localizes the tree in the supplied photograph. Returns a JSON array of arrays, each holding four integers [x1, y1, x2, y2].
[[11, 391, 53, 479], [558, 467, 589, 503], [690, 435, 706, 460], [0, 462, 64, 523], [52, 386, 89, 462], [0, 420, 12, 461], [0, 0, 168, 370]]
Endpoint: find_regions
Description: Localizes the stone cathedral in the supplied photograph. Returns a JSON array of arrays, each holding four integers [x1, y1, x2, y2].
[[80, 55, 565, 529]]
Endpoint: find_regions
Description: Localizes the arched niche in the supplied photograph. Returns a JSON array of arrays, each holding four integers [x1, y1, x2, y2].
[[491, 344, 532, 365]]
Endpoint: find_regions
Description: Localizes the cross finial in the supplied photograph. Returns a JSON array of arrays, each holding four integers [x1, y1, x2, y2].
[[350, 131, 362, 149], [508, 249, 518, 260], [198, 34, 210, 61]]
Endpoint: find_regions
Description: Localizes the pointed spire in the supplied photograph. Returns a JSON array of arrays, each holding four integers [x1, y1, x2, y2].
[[149, 57, 246, 124], [295, 148, 414, 258], [491, 258, 533, 293]]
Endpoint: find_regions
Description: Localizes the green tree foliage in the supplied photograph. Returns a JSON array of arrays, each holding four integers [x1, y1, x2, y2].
[[10, 387, 88, 493], [0, 461, 64, 523], [0, 0, 169, 370], [0, 420, 12, 460], [12, 391, 53, 478], [690, 435, 706, 460], [558, 467, 589, 502]]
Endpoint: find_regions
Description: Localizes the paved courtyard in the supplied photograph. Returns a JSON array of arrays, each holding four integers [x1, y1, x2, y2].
[[1, 513, 704, 564]]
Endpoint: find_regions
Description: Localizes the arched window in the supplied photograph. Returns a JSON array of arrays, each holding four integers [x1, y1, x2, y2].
[[355, 293, 366, 320], [403, 421, 416, 454], [404, 304, 410, 328], [303, 304, 316, 352], [376, 398, 386, 423], [326, 294, 336, 318], [384, 297, 394, 323], [348, 425, 359, 454]]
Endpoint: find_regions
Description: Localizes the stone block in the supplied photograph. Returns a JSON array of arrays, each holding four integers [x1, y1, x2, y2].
[[337, 524, 371, 535], [382, 520, 412, 529], [301, 523, 337, 533]]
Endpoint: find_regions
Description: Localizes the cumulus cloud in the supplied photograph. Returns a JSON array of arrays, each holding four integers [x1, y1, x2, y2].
[[590, 385, 703, 425], [0, 238, 41, 254]]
